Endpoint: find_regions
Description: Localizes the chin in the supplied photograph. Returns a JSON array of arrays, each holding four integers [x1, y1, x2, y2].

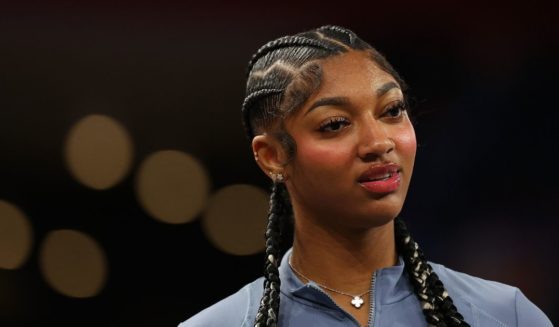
[[355, 196, 404, 227], [359, 210, 399, 228]]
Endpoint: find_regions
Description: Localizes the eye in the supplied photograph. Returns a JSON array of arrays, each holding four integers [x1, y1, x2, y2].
[[318, 117, 351, 133], [383, 101, 407, 119]]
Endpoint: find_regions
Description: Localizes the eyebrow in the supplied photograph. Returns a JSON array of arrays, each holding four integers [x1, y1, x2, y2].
[[305, 96, 350, 115], [304, 82, 401, 116], [376, 81, 400, 97]]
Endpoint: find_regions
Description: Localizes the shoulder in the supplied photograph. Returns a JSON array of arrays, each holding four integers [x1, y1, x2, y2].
[[429, 262, 552, 326], [178, 277, 264, 327], [429, 262, 517, 305]]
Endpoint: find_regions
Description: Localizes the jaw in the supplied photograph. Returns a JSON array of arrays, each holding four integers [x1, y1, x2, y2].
[[290, 187, 404, 232]]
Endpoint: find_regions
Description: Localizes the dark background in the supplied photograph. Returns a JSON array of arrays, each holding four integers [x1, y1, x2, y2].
[[1, 1, 557, 326]]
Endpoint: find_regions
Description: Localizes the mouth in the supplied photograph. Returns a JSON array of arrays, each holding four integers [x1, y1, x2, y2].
[[358, 163, 401, 194]]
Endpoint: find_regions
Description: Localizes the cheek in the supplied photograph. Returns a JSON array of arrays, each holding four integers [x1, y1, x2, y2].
[[294, 138, 353, 172], [395, 124, 417, 165]]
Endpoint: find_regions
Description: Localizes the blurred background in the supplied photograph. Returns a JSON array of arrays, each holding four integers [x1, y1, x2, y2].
[[0, 1, 557, 326]]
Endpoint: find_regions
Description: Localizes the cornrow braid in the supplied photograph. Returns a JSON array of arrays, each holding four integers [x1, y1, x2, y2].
[[254, 183, 290, 327], [317, 25, 357, 45], [395, 218, 470, 327], [242, 28, 406, 141], [246, 35, 340, 77], [242, 88, 284, 139]]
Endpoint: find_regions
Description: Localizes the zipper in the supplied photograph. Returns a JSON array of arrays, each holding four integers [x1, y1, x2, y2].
[[367, 271, 377, 327], [307, 284, 362, 326], [305, 270, 377, 327]]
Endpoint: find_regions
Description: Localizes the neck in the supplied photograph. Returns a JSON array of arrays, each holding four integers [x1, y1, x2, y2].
[[290, 212, 397, 294]]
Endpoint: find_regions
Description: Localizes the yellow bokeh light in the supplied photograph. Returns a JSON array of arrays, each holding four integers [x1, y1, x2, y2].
[[64, 114, 133, 190], [0, 200, 33, 269], [39, 229, 108, 298], [135, 150, 210, 224], [202, 184, 268, 256]]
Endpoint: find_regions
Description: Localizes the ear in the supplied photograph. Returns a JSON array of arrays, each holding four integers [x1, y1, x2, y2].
[[252, 134, 288, 181]]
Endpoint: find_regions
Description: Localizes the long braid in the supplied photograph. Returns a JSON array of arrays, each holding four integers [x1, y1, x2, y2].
[[254, 183, 290, 327], [246, 32, 345, 327], [395, 218, 470, 327]]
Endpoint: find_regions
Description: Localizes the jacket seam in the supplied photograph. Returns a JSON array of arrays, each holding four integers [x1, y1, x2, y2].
[[280, 289, 350, 321], [461, 295, 507, 327], [513, 287, 519, 327], [241, 283, 253, 327]]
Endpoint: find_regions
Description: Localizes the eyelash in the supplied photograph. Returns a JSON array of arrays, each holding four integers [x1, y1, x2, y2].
[[382, 101, 407, 119], [318, 116, 350, 133], [317, 101, 408, 133]]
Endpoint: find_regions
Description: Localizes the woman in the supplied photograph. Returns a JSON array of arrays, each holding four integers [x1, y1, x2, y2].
[[179, 26, 552, 327]]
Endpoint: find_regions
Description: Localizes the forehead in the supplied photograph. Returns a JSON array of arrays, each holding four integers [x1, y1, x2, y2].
[[315, 50, 397, 97]]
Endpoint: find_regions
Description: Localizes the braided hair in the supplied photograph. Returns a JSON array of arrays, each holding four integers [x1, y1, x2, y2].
[[242, 25, 470, 327]]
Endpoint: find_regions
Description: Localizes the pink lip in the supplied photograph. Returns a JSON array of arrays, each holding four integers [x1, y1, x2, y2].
[[358, 163, 401, 194]]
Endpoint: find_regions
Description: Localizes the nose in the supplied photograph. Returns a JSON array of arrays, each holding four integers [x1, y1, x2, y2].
[[357, 118, 395, 160]]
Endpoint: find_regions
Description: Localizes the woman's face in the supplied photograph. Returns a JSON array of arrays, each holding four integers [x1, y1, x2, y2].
[[283, 50, 417, 229]]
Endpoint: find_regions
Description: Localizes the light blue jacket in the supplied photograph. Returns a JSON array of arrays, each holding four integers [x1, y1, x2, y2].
[[179, 249, 552, 326]]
